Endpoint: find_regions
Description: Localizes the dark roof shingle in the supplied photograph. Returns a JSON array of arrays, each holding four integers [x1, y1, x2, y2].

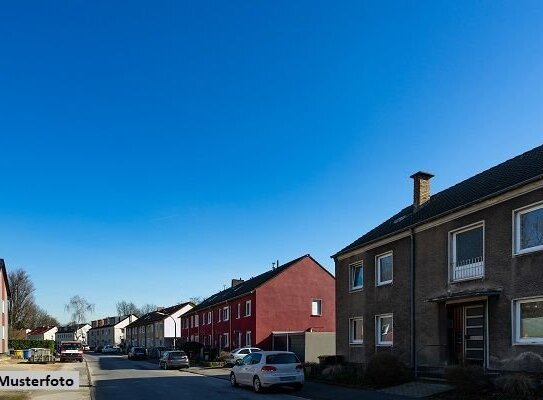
[[126, 302, 193, 329]]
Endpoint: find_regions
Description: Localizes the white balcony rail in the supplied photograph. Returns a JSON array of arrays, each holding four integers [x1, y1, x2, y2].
[[451, 256, 484, 281]]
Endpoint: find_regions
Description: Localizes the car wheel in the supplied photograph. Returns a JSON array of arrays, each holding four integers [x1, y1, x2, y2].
[[253, 376, 263, 393], [230, 373, 238, 387]]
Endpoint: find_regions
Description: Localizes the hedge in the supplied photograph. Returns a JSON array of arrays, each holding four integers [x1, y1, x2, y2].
[[9, 339, 55, 353]]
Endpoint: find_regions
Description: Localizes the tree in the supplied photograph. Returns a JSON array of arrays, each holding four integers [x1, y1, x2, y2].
[[65, 295, 94, 341], [8, 269, 36, 329], [116, 301, 139, 316], [189, 297, 203, 305], [138, 304, 157, 315], [29, 305, 59, 327]]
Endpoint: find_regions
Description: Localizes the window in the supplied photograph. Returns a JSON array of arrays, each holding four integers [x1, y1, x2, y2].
[[223, 333, 229, 347], [311, 299, 322, 316], [350, 261, 363, 290], [237, 303, 241, 319], [223, 306, 230, 321], [514, 203, 543, 255], [349, 317, 363, 344], [514, 298, 543, 344], [246, 331, 252, 346], [202, 313, 206, 325], [450, 223, 484, 281], [376, 252, 393, 286], [376, 314, 393, 346], [208, 311, 212, 325], [190, 316, 194, 328], [195, 315, 199, 327], [218, 309, 221, 322], [245, 300, 252, 317], [238, 332, 242, 347]]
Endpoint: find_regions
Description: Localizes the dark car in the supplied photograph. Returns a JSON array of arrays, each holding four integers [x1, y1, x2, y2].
[[148, 346, 170, 359], [128, 347, 147, 360]]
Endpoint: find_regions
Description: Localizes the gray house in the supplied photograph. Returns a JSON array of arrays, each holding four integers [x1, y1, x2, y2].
[[333, 144, 543, 374]]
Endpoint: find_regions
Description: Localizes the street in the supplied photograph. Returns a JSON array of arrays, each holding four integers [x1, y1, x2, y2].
[[86, 353, 302, 400]]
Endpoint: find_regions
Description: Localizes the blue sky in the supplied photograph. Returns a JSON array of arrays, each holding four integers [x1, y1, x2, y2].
[[1, 1, 542, 323]]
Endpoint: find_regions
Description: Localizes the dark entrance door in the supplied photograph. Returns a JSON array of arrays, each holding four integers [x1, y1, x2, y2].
[[447, 303, 485, 366]]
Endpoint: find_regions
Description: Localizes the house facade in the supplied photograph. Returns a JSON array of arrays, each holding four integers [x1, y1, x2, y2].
[[180, 254, 336, 360], [27, 326, 58, 341], [125, 303, 193, 349], [55, 324, 91, 345], [87, 315, 138, 350], [0, 260, 10, 353], [334, 144, 543, 373]]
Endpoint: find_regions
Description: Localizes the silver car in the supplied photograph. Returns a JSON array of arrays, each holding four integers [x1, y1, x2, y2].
[[159, 350, 190, 369], [230, 351, 304, 392], [225, 347, 262, 366]]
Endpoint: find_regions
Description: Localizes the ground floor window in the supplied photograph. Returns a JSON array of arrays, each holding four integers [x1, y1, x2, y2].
[[514, 297, 543, 344], [349, 317, 363, 344], [376, 314, 393, 346], [246, 331, 252, 346]]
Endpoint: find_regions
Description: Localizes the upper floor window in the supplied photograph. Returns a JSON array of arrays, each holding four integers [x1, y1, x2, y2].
[[237, 303, 241, 319], [195, 315, 199, 327], [223, 306, 230, 321], [349, 317, 363, 344], [450, 223, 484, 281], [376, 252, 393, 286], [218, 309, 221, 322], [376, 314, 393, 346], [208, 311, 212, 325], [514, 202, 543, 255], [245, 300, 252, 317], [350, 261, 363, 290], [514, 297, 543, 344], [311, 299, 322, 316]]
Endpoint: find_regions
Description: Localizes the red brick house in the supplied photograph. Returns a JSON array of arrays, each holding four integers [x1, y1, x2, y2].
[[0, 260, 10, 354], [180, 254, 335, 360]]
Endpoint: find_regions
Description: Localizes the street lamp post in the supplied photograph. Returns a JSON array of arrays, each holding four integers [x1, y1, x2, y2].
[[156, 312, 177, 349]]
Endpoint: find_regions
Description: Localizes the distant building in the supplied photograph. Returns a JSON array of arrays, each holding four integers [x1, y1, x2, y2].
[[26, 326, 58, 341], [0, 260, 10, 353], [125, 303, 194, 349], [55, 324, 91, 344], [87, 315, 138, 349]]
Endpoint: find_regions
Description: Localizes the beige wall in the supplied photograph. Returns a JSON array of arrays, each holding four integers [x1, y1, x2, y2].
[[305, 332, 336, 363]]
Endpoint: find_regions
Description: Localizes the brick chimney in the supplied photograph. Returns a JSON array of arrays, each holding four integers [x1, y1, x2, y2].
[[410, 171, 434, 207], [231, 278, 244, 288]]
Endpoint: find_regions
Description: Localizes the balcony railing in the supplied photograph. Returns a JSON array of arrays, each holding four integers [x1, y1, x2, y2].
[[451, 256, 484, 281]]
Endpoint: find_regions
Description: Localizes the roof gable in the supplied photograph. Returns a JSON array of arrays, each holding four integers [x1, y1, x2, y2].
[[335, 144, 543, 257], [125, 302, 193, 329]]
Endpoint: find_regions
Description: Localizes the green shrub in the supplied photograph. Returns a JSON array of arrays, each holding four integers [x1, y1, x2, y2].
[[8, 339, 55, 353], [444, 365, 487, 394], [365, 353, 410, 388], [494, 373, 538, 399]]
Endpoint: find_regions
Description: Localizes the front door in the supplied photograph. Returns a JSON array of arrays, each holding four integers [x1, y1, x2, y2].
[[448, 302, 485, 366]]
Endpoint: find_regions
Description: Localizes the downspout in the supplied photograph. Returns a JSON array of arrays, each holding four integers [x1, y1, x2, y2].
[[410, 227, 416, 374]]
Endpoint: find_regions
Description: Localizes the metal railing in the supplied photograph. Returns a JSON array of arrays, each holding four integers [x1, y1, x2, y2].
[[451, 256, 484, 281]]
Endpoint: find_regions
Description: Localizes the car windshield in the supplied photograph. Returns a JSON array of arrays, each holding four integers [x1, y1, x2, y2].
[[62, 343, 82, 350], [265, 353, 300, 364], [169, 352, 186, 359]]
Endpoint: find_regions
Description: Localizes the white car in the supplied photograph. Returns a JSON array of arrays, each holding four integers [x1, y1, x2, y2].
[[230, 351, 304, 393], [102, 345, 120, 353], [225, 347, 262, 366]]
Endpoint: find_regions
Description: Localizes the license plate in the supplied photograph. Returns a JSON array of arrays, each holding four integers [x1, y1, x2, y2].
[[280, 376, 295, 381]]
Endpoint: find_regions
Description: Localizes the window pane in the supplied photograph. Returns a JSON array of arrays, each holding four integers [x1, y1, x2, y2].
[[520, 208, 543, 250], [351, 319, 363, 342], [380, 316, 393, 343], [312, 300, 321, 315], [455, 227, 483, 266], [352, 265, 363, 288], [520, 301, 543, 339], [379, 255, 393, 283]]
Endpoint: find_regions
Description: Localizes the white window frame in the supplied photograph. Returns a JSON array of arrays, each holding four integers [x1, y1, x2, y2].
[[223, 332, 229, 347], [376, 251, 393, 286], [311, 299, 322, 316], [513, 296, 543, 345], [223, 306, 230, 321], [349, 317, 363, 344], [208, 311, 212, 325], [513, 202, 543, 255], [376, 314, 393, 346], [237, 303, 241, 319], [195, 314, 199, 327], [246, 331, 252, 346], [218, 309, 221, 322], [245, 300, 252, 317], [349, 261, 363, 291], [449, 221, 485, 282]]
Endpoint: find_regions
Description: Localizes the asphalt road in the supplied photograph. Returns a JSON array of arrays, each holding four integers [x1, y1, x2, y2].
[[85, 354, 302, 400]]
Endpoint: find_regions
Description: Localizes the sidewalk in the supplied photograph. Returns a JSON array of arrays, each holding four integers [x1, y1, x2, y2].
[[184, 366, 412, 400]]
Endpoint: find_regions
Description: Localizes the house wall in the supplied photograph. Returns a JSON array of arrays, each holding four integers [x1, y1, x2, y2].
[[1, 271, 7, 353], [305, 332, 336, 363], [256, 256, 335, 351]]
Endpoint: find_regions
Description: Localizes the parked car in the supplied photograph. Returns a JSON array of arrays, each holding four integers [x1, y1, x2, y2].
[[148, 346, 170, 359], [159, 351, 190, 370], [95, 346, 103, 353], [102, 345, 120, 354], [128, 347, 147, 360], [230, 351, 304, 393], [83, 344, 90, 351], [225, 347, 262, 366]]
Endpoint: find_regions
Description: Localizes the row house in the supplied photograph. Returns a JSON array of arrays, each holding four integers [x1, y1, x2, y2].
[[125, 302, 193, 349], [26, 326, 57, 341], [55, 323, 91, 345], [87, 314, 138, 349], [334, 144, 543, 374], [0, 260, 10, 353], [180, 254, 336, 361]]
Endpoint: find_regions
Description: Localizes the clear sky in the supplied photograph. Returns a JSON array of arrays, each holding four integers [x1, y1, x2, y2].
[[1, 1, 542, 324]]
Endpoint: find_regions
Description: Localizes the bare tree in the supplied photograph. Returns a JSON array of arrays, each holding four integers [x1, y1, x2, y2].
[[189, 297, 203, 305], [8, 269, 36, 329], [138, 304, 157, 315], [116, 301, 139, 316], [29, 305, 59, 327], [65, 295, 94, 341]]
